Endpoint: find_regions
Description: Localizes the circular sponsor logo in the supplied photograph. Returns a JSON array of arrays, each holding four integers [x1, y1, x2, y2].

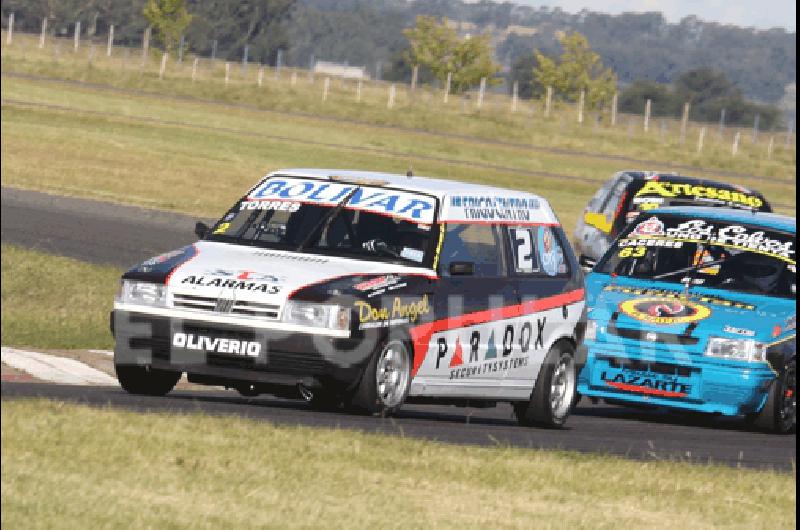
[[619, 297, 711, 325]]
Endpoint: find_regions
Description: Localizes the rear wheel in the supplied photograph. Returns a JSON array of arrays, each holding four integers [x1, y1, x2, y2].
[[349, 339, 411, 416], [115, 364, 181, 396], [514, 341, 577, 428], [751, 359, 796, 434]]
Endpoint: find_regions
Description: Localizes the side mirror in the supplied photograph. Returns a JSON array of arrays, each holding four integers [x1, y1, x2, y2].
[[195, 221, 210, 239], [448, 261, 475, 276]]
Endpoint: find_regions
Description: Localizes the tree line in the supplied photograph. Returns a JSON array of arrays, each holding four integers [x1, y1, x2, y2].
[[1, 0, 790, 129]]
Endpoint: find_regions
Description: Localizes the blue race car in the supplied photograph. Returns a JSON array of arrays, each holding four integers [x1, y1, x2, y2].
[[577, 207, 796, 433]]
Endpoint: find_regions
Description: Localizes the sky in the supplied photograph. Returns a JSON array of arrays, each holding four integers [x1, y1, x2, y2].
[[516, 1, 796, 31]]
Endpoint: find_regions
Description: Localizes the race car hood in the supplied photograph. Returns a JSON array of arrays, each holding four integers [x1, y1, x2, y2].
[[126, 241, 435, 307], [586, 274, 795, 344]]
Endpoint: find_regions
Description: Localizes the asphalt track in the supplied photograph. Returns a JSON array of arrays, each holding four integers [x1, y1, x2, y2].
[[1, 186, 796, 470]]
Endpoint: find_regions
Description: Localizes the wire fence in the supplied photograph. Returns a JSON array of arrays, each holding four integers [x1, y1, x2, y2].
[[1, 18, 796, 171]]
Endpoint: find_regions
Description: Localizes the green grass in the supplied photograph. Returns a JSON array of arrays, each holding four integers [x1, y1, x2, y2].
[[1, 31, 795, 180], [2, 399, 795, 529], [1, 245, 119, 350], [1, 75, 795, 241]]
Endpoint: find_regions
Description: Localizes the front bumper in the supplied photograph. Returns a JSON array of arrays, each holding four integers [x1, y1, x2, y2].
[[577, 342, 776, 416], [111, 309, 373, 389]]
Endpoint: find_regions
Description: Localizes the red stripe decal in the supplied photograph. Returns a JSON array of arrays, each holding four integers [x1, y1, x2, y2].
[[410, 288, 584, 376], [165, 244, 200, 286], [605, 380, 688, 398]]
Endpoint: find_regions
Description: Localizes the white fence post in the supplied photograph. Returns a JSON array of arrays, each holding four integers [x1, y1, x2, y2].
[[106, 25, 114, 56], [411, 65, 418, 91], [545, 86, 553, 118], [5, 13, 13, 45], [577, 89, 585, 124], [511, 81, 518, 112], [731, 131, 741, 156], [39, 18, 47, 48], [444, 72, 452, 103], [257, 66, 264, 87], [387, 83, 396, 109], [610, 92, 618, 126], [356, 79, 363, 102], [477, 77, 486, 109], [697, 126, 706, 153], [191, 57, 198, 82], [159, 52, 168, 79], [643, 99, 651, 132], [141, 27, 150, 65], [767, 136, 774, 160], [73, 20, 81, 51], [224, 62, 230, 85], [680, 102, 690, 144], [322, 77, 330, 101]]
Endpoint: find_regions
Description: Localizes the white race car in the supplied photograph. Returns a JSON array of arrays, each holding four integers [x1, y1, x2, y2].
[[112, 169, 586, 427]]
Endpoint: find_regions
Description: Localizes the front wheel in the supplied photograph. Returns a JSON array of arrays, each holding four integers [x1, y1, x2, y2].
[[750, 359, 796, 434], [115, 364, 181, 396], [514, 341, 577, 428], [348, 339, 412, 416]]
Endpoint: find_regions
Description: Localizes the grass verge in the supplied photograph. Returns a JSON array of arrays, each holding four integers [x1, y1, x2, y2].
[[1, 75, 795, 241], [2, 399, 795, 529], [1, 245, 119, 350], [1, 32, 795, 180]]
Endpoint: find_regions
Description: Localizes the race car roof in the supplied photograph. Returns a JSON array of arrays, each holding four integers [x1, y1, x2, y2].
[[263, 168, 560, 225], [618, 170, 764, 196], [651, 206, 796, 233]]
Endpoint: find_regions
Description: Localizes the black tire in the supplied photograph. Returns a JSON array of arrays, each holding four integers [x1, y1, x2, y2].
[[751, 359, 796, 434], [348, 339, 412, 416], [514, 341, 577, 428], [115, 364, 181, 396]]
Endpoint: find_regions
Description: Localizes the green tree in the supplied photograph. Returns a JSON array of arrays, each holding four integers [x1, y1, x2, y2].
[[618, 79, 681, 116], [143, 0, 192, 54], [403, 15, 500, 93], [533, 32, 617, 108]]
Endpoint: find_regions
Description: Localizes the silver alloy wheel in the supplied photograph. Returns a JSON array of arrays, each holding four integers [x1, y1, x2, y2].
[[375, 340, 410, 408], [550, 353, 576, 419]]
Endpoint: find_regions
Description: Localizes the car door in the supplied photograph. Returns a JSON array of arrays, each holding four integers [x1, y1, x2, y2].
[[504, 224, 577, 395], [409, 222, 519, 398]]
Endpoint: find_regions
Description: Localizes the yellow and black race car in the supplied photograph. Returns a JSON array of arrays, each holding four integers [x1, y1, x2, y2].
[[574, 171, 771, 269]]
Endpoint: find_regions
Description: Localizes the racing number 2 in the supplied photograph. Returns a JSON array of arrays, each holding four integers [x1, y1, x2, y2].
[[512, 228, 534, 272]]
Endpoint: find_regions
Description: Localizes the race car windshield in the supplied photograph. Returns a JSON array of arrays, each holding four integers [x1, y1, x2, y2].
[[205, 178, 438, 267], [597, 214, 796, 299]]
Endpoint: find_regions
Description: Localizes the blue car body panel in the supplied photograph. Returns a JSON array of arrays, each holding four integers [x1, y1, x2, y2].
[[577, 208, 796, 416]]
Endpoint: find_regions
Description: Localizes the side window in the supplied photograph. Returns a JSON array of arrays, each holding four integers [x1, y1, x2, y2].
[[599, 179, 628, 218], [440, 224, 506, 278], [508, 225, 569, 277], [587, 177, 617, 212]]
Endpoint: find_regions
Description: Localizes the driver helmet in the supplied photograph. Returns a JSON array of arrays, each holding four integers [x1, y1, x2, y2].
[[740, 253, 783, 293]]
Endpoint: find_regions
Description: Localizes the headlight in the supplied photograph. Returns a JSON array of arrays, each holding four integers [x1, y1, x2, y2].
[[282, 301, 351, 331], [704, 337, 767, 363], [117, 280, 168, 307], [584, 319, 598, 341]]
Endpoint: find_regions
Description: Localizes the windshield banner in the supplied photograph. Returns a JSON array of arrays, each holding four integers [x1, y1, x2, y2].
[[248, 178, 436, 223], [621, 217, 795, 263], [635, 181, 764, 209]]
